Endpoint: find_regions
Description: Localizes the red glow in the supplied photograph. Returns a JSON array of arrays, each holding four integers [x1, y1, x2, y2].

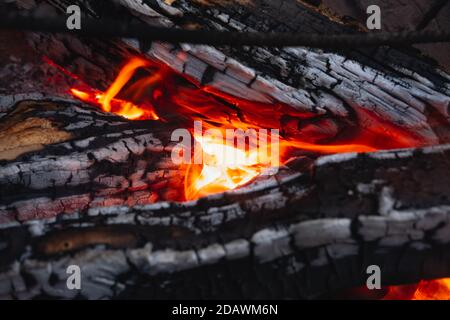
[[63, 56, 427, 201]]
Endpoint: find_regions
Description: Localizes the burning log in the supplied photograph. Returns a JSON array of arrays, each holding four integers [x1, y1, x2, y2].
[[0, 99, 185, 224], [0, 0, 450, 299], [3, 7, 450, 47]]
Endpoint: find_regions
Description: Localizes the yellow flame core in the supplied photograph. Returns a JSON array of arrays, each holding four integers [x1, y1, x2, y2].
[[184, 134, 274, 200]]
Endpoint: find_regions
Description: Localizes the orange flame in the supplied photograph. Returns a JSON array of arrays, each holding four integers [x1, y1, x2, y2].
[[70, 57, 159, 120], [66, 56, 425, 201], [412, 279, 450, 300]]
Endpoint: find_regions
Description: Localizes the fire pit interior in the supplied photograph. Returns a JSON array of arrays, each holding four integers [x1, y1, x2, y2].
[[1, 0, 450, 300]]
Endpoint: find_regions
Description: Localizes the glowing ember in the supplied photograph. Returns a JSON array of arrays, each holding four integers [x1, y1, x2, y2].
[[66, 56, 423, 201], [282, 140, 376, 153], [384, 278, 450, 300]]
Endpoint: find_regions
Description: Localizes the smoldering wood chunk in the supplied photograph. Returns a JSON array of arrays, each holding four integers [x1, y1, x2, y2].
[[320, 0, 450, 73], [4, 0, 450, 300], [282, 116, 340, 143], [0, 99, 183, 223], [1, 144, 450, 299]]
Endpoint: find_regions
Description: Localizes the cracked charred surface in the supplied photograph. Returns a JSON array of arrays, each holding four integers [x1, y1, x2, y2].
[[1, 0, 450, 299], [0, 100, 186, 224], [15, 0, 450, 144]]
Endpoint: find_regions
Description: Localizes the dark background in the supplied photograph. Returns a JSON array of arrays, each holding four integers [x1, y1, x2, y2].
[[308, 0, 450, 72]]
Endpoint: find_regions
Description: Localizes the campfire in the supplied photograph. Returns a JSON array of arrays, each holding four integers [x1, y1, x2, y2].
[[1, 0, 450, 300]]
